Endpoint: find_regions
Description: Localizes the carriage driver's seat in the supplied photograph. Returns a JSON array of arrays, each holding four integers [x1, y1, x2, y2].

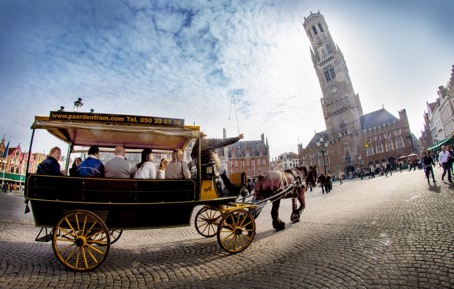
[[220, 171, 247, 197], [188, 160, 219, 180]]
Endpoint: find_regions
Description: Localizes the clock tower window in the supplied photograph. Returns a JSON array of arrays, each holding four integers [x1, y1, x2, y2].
[[312, 25, 318, 35], [324, 67, 336, 82], [318, 23, 324, 32]]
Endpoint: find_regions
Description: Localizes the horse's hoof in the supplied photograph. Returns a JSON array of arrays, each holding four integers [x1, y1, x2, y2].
[[291, 212, 300, 222], [273, 221, 285, 231]]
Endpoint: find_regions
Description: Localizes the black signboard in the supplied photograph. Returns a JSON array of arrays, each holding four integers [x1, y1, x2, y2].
[[49, 111, 184, 127]]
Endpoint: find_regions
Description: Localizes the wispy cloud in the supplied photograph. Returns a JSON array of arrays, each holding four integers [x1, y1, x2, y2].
[[0, 0, 453, 157]]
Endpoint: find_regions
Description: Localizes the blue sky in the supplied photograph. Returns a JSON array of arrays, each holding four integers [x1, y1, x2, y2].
[[0, 0, 453, 158]]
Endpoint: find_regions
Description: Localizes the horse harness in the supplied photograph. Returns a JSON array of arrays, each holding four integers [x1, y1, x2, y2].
[[267, 168, 305, 201]]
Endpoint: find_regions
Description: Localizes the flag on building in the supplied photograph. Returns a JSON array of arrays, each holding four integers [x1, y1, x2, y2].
[[2, 140, 9, 158], [364, 139, 369, 148]]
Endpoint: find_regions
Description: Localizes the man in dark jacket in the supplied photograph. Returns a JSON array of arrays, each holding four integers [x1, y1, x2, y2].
[[78, 146, 104, 177], [36, 146, 64, 175], [191, 132, 244, 174]]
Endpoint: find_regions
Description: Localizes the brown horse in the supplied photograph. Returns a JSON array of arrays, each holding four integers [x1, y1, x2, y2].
[[253, 166, 317, 230]]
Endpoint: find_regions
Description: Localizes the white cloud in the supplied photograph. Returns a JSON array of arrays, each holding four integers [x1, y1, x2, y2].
[[0, 0, 452, 158]]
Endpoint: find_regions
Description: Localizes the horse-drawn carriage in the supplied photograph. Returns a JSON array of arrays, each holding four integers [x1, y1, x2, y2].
[[24, 111, 259, 271]]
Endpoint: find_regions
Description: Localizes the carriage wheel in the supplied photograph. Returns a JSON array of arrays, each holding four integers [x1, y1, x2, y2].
[[97, 230, 123, 246], [217, 209, 256, 253], [195, 206, 222, 238], [52, 210, 110, 272]]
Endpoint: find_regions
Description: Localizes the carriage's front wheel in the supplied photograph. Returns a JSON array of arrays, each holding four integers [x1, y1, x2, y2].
[[195, 206, 222, 238], [217, 209, 256, 253], [52, 210, 110, 272]]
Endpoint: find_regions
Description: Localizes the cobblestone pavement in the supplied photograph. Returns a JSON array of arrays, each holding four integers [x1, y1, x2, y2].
[[0, 167, 453, 288]]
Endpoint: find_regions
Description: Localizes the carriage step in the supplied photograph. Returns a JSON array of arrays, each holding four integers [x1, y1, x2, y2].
[[35, 227, 54, 242]]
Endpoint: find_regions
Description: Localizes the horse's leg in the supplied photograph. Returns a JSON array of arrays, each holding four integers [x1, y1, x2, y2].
[[271, 199, 285, 230], [290, 198, 300, 223], [297, 187, 306, 212], [291, 187, 306, 223]]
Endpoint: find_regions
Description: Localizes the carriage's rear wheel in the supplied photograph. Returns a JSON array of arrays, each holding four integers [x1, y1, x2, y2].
[[97, 230, 123, 246], [195, 206, 222, 238], [52, 210, 110, 272], [217, 209, 256, 253]]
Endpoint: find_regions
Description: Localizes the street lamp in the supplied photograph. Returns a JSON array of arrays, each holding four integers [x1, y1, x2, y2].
[[73, 98, 83, 112], [317, 136, 329, 175]]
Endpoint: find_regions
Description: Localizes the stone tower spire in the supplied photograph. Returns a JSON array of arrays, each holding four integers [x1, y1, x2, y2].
[[303, 11, 363, 139]]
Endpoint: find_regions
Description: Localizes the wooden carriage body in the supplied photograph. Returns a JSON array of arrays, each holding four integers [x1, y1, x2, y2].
[[26, 174, 239, 229], [24, 111, 241, 229]]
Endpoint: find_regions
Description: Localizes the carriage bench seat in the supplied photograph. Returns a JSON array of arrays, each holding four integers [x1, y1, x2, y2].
[[26, 174, 196, 203]]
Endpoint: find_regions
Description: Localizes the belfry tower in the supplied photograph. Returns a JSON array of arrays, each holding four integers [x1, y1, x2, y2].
[[303, 11, 363, 139]]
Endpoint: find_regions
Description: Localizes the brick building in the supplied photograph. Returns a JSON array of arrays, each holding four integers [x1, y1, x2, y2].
[[217, 130, 270, 178], [299, 12, 414, 175]]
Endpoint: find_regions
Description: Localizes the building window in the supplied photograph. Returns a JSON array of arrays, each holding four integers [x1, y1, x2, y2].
[[324, 67, 336, 82], [318, 23, 324, 32], [312, 25, 318, 35]]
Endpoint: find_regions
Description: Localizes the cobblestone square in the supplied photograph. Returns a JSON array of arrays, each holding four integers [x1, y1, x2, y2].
[[0, 167, 453, 288]]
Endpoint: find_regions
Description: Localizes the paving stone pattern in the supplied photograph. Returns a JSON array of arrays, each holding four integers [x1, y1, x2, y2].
[[0, 167, 453, 288]]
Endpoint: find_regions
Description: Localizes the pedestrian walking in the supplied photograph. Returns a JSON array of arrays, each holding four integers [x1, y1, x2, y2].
[[317, 173, 327, 194], [338, 171, 343, 185], [447, 145, 454, 175], [325, 173, 332, 193], [422, 149, 436, 185], [439, 145, 453, 183], [386, 161, 392, 176]]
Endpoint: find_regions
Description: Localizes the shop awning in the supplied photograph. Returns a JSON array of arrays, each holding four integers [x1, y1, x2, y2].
[[1, 172, 26, 182], [428, 136, 454, 152]]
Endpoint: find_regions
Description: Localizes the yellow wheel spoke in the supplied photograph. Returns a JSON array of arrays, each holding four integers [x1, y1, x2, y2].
[[64, 246, 79, 263], [86, 246, 101, 264], [57, 243, 77, 255], [86, 243, 107, 254], [75, 213, 81, 232], [81, 246, 89, 269], [64, 217, 78, 237]]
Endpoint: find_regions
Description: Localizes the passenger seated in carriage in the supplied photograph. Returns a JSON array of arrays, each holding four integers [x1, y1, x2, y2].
[[157, 158, 168, 179], [104, 146, 135, 178], [36, 146, 65, 176], [78, 146, 104, 178], [134, 148, 157, 179], [165, 149, 191, 179]]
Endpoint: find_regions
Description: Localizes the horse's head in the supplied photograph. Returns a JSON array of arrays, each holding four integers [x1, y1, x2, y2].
[[306, 165, 317, 187]]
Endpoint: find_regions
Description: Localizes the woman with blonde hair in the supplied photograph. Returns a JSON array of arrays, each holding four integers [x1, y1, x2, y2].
[[36, 146, 64, 176], [165, 148, 191, 179], [156, 158, 168, 179]]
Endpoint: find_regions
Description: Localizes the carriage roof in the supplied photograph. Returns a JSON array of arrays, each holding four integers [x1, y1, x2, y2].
[[31, 111, 202, 151]]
